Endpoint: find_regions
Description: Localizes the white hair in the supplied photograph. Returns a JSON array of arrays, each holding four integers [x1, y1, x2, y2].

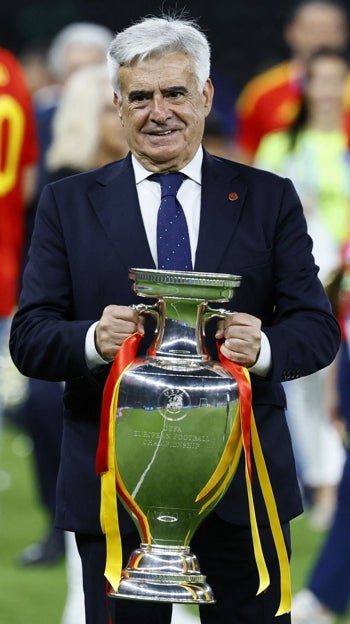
[[48, 22, 113, 80], [46, 64, 114, 171], [107, 15, 211, 98]]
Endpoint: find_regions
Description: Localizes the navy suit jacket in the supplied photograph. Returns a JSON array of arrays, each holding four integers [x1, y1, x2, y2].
[[10, 150, 340, 535]]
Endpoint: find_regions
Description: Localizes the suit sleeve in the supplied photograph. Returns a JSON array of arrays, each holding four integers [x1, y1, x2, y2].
[[262, 178, 341, 382], [10, 184, 94, 381]]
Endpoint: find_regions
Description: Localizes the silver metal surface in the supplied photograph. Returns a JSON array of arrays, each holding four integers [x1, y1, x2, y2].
[[109, 545, 215, 603], [129, 267, 241, 302]]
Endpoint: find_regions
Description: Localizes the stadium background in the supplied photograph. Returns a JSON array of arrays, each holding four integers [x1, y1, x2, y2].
[[0, 0, 291, 107]]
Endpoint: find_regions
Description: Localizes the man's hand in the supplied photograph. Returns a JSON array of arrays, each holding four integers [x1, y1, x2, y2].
[[95, 305, 144, 361], [215, 312, 261, 367]]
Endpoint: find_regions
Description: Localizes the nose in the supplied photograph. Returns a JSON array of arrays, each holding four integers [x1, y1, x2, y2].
[[149, 94, 172, 122]]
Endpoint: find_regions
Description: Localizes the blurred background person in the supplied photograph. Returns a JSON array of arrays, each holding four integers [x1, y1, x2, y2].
[[291, 241, 350, 624], [30, 21, 114, 211], [254, 47, 349, 530], [255, 46, 350, 280], [46, 63, 128, 177], [234, 0, 350, 164], [0, 46, 38, 440]]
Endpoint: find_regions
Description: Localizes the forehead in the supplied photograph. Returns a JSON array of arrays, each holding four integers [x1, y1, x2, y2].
[[118, 52, 197, 92]]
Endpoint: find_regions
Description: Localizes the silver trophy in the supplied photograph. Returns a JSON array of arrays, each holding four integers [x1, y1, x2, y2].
[[109, 268, 242, 603]]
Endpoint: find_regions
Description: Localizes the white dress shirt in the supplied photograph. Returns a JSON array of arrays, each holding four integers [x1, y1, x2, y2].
[[85, 147, 271, 376], [133, 147, 202, 268]]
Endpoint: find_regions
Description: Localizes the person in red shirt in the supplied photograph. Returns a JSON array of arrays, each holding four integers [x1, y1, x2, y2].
[[234, 0, 350, 163], [0, 48, 38, 317], [0, 47, 38, 425]]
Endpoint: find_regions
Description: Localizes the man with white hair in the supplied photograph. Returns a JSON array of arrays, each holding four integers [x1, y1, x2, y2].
[[10, 14, 340, 624]]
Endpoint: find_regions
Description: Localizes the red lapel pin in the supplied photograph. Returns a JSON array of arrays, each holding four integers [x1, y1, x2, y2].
[[228, 192, 239, 201]]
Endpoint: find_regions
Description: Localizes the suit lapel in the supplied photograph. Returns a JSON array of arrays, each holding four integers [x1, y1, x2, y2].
[[88, 154, 156, 270], [87, 151, 248, 274], [195, 152, 248, 272]]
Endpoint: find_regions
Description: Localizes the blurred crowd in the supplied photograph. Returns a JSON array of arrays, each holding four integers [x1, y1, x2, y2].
[[1, 2, 350, 623]]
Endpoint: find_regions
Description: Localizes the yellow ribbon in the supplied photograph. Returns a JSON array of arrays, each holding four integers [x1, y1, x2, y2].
[[100, 373, 124, 591], [99, 345, 150, 592], [250, 412, 291, 615], [207, 358, 291, 615]]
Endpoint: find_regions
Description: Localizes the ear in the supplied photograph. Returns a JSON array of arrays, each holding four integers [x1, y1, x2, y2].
[[113, 92, 123, 123], [203, 78, 214, 117]]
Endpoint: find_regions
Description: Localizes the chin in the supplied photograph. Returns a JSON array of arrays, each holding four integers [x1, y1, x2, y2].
[[147, 149, 185, 165]]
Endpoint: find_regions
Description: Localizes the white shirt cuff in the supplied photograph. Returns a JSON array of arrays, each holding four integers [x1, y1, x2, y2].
[[248, 331, 271, 377], [85, 321, 111, 369]]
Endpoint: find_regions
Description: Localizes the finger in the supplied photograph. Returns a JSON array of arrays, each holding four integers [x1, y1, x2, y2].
[[103, 304, 139, 323], [137, 316, 145, 334], [220, 341, 257, 368]]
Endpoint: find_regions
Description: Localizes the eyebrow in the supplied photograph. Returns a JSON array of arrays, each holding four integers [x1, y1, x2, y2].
[[128, 85, 189, 101]]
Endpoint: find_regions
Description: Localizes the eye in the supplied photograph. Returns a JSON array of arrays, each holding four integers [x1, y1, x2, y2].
[[128, 91, 151, 104], [166, 89, 187, 99]]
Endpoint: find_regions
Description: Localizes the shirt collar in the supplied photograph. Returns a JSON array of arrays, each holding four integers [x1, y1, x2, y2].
[[132, 145, 203, 185]]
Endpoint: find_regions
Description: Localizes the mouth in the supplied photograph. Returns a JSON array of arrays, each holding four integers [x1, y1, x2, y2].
[[152, 130, 173, 135], [146, 129, 178, 137]]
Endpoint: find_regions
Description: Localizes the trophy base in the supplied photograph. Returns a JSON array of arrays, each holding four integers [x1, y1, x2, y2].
[[108, 544, 215, 604]]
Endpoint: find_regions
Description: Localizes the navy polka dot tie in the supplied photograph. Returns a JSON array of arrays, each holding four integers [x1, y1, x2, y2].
[[149, 173, 193, 271]]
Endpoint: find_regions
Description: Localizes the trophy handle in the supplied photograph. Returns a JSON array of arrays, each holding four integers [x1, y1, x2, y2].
[[201, 304, 235, 324], [131, 303, 161, 342], [131, 302, 160, 320], [204, 306, 234, 319], [200, 304, 235, 345]]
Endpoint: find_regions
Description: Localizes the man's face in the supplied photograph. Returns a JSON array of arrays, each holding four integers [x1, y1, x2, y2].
[[114, 52, 214, 172]]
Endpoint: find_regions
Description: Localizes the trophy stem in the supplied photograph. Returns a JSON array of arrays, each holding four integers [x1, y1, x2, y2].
[[109, 544, 215, 604]]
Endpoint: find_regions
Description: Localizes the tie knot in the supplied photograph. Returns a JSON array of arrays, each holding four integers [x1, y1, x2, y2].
[[149, 172, 186, 198]]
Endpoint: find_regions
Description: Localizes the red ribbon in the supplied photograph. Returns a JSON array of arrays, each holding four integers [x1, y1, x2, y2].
[[218, 347, 252, 482], [96, 332, 144, 475]]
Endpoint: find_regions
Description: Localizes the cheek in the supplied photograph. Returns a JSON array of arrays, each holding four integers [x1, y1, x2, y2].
[[123, 110, 146, 135], [190, 100, 207, 124], [189, 111, 206, 137], [123, 121, 141, 148]]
